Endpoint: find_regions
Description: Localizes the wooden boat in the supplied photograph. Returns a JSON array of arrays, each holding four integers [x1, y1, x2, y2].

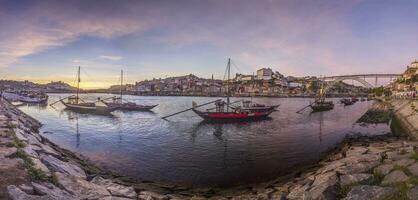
[[192, 100, 278, 122], [162, 58, 279, 122], [310, 99, 334, 112], [102, 70, 158, 111], [61, 97, 118, 114], [309, 81, 334, 112], [341, 98, 354, 106], [56, 66, 118, 114], [104, 98, 158, 111], [190, 58, 278, 122]]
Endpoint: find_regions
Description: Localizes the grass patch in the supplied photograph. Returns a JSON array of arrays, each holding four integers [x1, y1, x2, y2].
[[393, 165, 411, 176], [14, 149, 48, 181], [336, 184, 355, 199], [390, 115, 408, 138], [382, 181, 409, 200], [410, 151, 418, 161], [368, 171, 385, 185]]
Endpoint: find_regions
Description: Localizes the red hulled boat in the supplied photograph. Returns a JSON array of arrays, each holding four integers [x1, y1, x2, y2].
[[190, 58, 278, 122], [192, 100, 278, 122], [162, 58, 279, 122]]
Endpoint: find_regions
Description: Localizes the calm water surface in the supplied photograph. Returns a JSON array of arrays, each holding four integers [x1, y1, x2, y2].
[[19, 94, 390, 187]]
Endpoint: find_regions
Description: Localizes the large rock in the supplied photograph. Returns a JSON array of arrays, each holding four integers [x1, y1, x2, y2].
[[340, 154, 381, 165], [304, 172, 338, 200], [374, 164, 394, 175], [7, 185, 73, 200], [23, 146, 39, 158], [39, 143, 60, 157], [40, 154, 86, 179], [0, 146, 17, 158], [407, 186, 418, 200], [393, 158, 415, 167], [319, 161, 345, 174], [31, 182, 74, 199], [386, 151, 412, 161], [287, 184, 310, 200], [408, 163, 418, 176], [336, 161, 380, 175], [91, 176, 137, 198], [345, 146, 368, 157], [138, 191, 169, 200], [381, 170, 409, 185], [31, 158, 51, 176], [343, 185, 395, 200], [55, 172, 111, 199], [340, 174, 372, 186]]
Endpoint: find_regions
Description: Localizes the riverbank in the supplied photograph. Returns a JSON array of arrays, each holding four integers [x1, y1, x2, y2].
[[1, 98, 417, 199]]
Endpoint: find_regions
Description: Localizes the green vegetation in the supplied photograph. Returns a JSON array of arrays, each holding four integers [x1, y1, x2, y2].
[[390, 116, 409, 138], [336, 183, 356, 200], [370, 86, 392, 97], [15, 149, 48, 181], [392, 165, 411, 176], [410, 151, 418, 161], [382, 181, 409, 200]]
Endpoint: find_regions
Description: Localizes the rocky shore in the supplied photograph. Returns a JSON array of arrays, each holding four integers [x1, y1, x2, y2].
[[1, 98, 418, 199]]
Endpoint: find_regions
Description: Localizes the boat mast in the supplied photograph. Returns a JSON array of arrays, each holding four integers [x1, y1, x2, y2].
[[76, 66, 80, 103], [120, 69, 123, 102], [227, 58, 231, 112]]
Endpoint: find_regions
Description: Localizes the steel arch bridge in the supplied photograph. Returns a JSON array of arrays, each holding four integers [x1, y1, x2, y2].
[[320, 73, 402, 93]]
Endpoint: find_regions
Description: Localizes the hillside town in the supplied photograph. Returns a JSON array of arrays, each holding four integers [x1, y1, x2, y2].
[[117, 68, 366, 97], [390, 60, 418, 98], [1, 60, 417, 98]]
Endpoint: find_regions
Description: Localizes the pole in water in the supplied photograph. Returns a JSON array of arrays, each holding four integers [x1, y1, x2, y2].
[[120, 69, 123, 102], [76, 66, 81, 104], [226, 58, 231, 112]]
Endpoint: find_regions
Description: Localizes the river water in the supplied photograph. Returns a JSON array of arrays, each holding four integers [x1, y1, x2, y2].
[[18, 94, 390, 188]]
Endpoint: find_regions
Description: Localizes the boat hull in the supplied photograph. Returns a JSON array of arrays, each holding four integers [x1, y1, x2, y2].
[[61, 101, 118, 114], [310, 102, 334, 112], [192, 109, 275, 122], [104, 102, 158, 111]]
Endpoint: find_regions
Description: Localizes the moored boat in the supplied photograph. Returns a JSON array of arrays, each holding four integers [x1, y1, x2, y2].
[[341, 98, 354, 106], [162, 58, 279, 122], [308, 80, 334, 112], [102, 70, 158, 111], [103, 98, 158, 111], [310, 100, 334, 112], [54, 66, 118, 114]]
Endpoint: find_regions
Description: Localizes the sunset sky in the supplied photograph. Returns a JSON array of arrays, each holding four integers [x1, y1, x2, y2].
[[0, 0, 418, 89]]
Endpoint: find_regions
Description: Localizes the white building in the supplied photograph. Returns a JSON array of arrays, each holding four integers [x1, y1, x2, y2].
[[256, 68, 273, 80]]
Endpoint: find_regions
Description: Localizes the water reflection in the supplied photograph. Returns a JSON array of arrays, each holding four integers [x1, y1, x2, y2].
[[18, 94, 391, 188]]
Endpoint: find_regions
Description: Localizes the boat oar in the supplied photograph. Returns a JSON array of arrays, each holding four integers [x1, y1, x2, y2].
[[162, 99, 221, 119], [49, 95, 75, 106], [296, 102, 314, 114]]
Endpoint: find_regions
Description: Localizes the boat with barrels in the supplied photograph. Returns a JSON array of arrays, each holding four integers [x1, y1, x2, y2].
[[101, 70, 158, 111], [191, 99, 278, 122], [51, 66, 119, 114], [162, 58, 279, 122]]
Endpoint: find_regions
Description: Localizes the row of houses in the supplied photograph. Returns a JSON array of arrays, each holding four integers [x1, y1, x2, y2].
[[129, 68, 359, 96], [0, 80, 75, 93], [391, 60, 418, 98]]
